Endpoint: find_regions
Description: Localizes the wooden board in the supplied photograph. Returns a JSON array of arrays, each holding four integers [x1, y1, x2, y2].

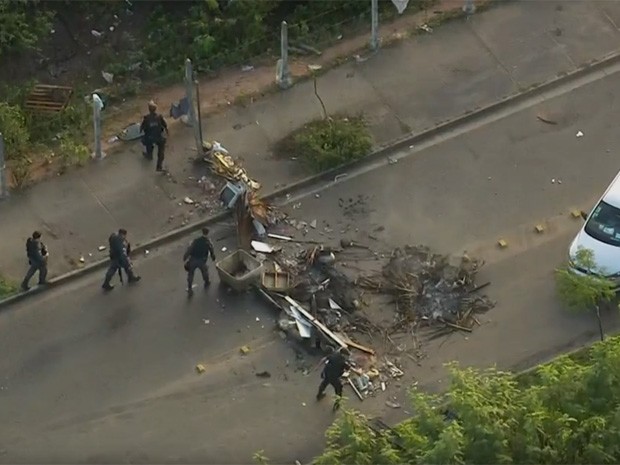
[[24, 84, 73, 113]]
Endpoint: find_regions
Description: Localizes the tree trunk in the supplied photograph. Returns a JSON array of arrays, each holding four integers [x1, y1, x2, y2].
[[595, 304, 604, 341]]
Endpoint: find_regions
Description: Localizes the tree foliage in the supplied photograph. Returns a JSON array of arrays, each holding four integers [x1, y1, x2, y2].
[[555, 246, 617, 340], [0, 0, 53, 58], [315, 337, 620, 464], [555, 246, 616, 312]]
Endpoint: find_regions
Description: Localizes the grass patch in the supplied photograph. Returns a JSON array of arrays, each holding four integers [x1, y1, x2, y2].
[[0, 274, 17, 299], [277, 115, 373, 172]]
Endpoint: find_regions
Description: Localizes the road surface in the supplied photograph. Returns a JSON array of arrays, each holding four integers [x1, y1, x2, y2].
[[2, 66, 620, 463]]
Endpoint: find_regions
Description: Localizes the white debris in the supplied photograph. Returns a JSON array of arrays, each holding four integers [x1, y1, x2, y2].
[[203, 319, 210, 325], [221, 247, 227, 252], [251, 241, 274, 253], [183, 197, 195, 205], [310, 219, 317, 229], [101, 71, 114, 84], [98, 245, 106, 251], [241, 65, 254, 72], [91, 29, 103, 38], [551, 179, 555, 184], [79, 256, 85, 263], [576, 130, 584, 138], [308, 64, 322, 71]]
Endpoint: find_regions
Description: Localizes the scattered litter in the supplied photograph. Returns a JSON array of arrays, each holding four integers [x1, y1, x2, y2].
[[571, 210, 583, 219], [498, 239, 508, 248], [101, 71, 114, 84], [308, 64, 323, 71], [387, 156, 398, 165], [551, 178, 555, 184], [534, 224, 545, 234], [315, 193, 320, 199], [202, 319, 210, 325], [536, 114, 558, 125], [241, 65, 254, 72], [385, 400, 401, 409], [268, 233, 292, 241], [255, 371, 271, 378], [381, 382, 386, 391], [222, 247, 228, 252], [145, 250, 150, 255], [251, 241, 274, 253], [256, 317, 260, 322], [196, 364, 206, 374], [302, 402, 307, 407], [98, 245, 106, 251], [418, 24, 433, 33], [334, 173, 348, 182], [310, 219, 317, 229], [79, 256, 85, 263], [91, 29, 103, 38], [183, 197, 195, 205], [576, 130, 584, 138], [240, 345, 250, 355], [107, 135, 119, 144]]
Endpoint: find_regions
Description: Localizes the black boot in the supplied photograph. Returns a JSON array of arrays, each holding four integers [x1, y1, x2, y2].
[[102, 283, 114, 291], [128, 275, 141, 283], [20, 282, 30, 292]]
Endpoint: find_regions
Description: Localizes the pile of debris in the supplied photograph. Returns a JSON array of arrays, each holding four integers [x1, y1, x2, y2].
[[358, 245, 494, 337], [199, 141, 495, 402]]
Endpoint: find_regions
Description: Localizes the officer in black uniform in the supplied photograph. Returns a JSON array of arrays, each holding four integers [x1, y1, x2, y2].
[[21, 230, 48, 291], [140, 100, 169, 172], [316, 347, 351, 411], [183, 227, 216, 295], [102, 228, 141, 291]]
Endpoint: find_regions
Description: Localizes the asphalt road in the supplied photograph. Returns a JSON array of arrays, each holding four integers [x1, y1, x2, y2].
[[3, 69, 620, 463]]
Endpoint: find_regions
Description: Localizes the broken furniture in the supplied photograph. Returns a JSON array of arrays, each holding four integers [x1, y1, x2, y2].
[[24, 84, 73, 113], [216, 249, 263, 292], [261, 266, 292, 293]]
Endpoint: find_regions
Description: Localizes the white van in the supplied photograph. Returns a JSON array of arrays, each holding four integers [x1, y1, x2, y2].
[[569, 170, 620, 284]]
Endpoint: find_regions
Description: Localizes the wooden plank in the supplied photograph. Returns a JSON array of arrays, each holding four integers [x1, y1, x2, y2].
[[284, 296, 348, 349], [345, 339, 375, 355]]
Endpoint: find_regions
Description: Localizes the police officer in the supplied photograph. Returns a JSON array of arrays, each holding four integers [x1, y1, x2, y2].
[[102, 228, 141, 291], [316, 347, 351, 411], [21, 231, 48, 291], [140, 100, 169, 172], [183, 227, 216, 295]]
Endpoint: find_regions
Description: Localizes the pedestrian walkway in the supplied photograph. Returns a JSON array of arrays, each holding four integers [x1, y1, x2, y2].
[[1, 0, 620, 282]]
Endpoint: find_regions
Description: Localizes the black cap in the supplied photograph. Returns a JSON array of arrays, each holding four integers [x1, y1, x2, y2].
[[118, 228, 128, 235], [32, 231, 41, 239], [202, 227, 210, 235]]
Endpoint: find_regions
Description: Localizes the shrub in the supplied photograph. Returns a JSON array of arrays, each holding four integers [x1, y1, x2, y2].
[[0, 102, 30, 159], [58, 134, 90, 168], [0, 274, 17, 298], [292, 116, 373, 172]]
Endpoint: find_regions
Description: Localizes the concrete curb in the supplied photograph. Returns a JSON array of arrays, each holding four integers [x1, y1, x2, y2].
[[2, 50, 620, 311]]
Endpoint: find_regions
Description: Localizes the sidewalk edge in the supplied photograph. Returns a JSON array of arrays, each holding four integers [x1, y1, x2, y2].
[[2, 50, 620, 311]]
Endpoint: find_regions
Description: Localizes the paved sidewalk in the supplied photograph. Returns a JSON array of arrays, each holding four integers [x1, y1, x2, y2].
[[2, 0, 620, 282]]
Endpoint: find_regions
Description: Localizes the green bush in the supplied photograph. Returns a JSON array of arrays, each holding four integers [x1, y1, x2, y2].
[[143, 0, 278, 75], [0, 102, 30, 159], [292, 116, 373, 172], [0, 274, 17, 298]]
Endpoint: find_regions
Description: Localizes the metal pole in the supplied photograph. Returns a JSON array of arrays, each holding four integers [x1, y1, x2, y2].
[[463, 0, 476, 15], [184, 58, 202, 153], [278, 21, 292, 89], [370, 0, 379, 51], [92, 93, 105, 159], [0, 133, 8, 200], [195, 79, 203, 145]]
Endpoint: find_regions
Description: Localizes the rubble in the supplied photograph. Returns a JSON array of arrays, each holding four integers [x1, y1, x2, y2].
[[357, 245, 494, 336], [196, 138, 496, 405]]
